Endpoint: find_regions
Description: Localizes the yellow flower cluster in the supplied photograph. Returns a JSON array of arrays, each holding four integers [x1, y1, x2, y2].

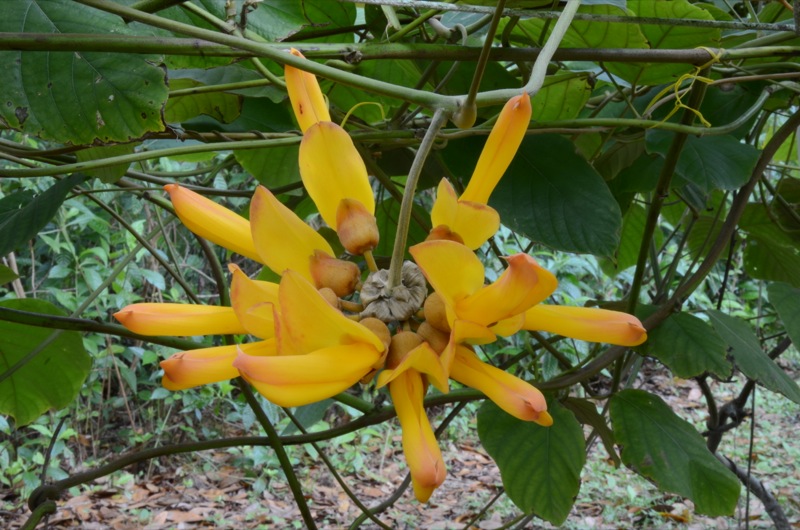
[[115, 49, 646, 502]]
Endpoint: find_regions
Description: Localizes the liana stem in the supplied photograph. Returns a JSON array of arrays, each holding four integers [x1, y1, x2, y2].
[[386, 108, 448, 292]]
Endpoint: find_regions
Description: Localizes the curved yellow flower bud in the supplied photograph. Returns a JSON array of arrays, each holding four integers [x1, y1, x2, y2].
[[298, 121, 374, 230], [114, 303, 246, 337], [523, 305, 648, 346], [460, 94, 531, 205], [450, 346, 552, 427], [164, 184, 261, 262], [285, 48, 331, 132], [249, 186, 334, 281]]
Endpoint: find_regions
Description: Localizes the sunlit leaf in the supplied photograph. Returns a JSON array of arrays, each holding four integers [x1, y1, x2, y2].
[[610, 389, 740, 516], [0, 299, 91, 427], [707, 310, 800, 404], [0, 0, 167, 145], [478, 399, 585, 525]]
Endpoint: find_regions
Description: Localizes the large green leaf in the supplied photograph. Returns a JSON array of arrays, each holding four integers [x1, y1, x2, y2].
[[608, 0, 721, 85], [0, 0, 167, 144], [164, 79, 242, 124], [0, 299, 91, 427], [502, 4, 647, 52], [610, 389, 740, 516], [532, 74, 592, 122], [647, 132, 760, 192], [0, 174, 86, 258], [194, 0, 306, 42], [477, 399, 585, 526], [706, 310, 800, 404], [741, 204, 800, 287], [768, 282, 800, 348], [288, 0, 357, 44], [644, 312, 732, 378], [489, 135, 622, 256], [238, 145, 301, 189]]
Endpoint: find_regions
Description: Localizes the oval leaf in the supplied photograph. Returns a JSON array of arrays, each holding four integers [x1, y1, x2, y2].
[[610, 389, 740, 516], [706, 310, 800, 404], [477, 399, 585, 525], [0, 299, 91, 427], [644, 312, 732, 378], [0, 0, 168, 145]]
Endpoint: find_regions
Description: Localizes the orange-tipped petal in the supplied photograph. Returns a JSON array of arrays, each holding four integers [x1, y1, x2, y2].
[[164, 184, 260, 262], [410, 240, 484, 307], [161, 340, 276, 390], [450, 346, 551, 426], [278, 270, 385, 356], [114, 303, 246, 336], [460, 94, 531, 205], [389, 371, 446, 502], [233, 343, 380, 407], [376, 341, 449, 394], [229, 264, 279, 339], [250, 186, 334, 281], [429, 179, 500, 250], [457, 253, 557, 327], [285, 48, 331, 132], [298, 122, 374, 229], [522, 305, 648, 346], [438, 318, 497, 374]]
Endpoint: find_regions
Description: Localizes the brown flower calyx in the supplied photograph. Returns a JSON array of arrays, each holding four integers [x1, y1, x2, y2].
[[360, 261, 427, 323]]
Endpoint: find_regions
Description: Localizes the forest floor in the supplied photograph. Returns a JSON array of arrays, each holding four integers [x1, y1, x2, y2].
[[2, 361, 799, 530]]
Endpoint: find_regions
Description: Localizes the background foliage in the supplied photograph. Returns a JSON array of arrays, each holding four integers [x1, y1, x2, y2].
[[2, 0, 800, 528]]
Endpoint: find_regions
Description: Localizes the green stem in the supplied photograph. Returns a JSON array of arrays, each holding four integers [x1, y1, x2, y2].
[[387, 9, 440, 42], [387, 108, 448, 291], [524, 0, 581, 95], [237, 380, 317, 530]]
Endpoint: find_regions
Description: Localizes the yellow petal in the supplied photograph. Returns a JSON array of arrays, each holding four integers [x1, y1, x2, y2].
[[114, 303, 246, 336], [450, 346, 551, 426], [298, 122, 374, 229], [277, 270, 385, 355], [233, 343, 380, 407], [161, 340, 276, 390], [457, 253, 557, 327], [439, 318, 497, 374], [460, 94, 531, 205], [429, 179, 500, 250], [376, 342, 449, 394], [490, 313, 525, 337], [285, 48, 331, 132], [165, 184, 261, 262], [522, 305, 648, 346], [229, 264, 279, 339], [389, 371, 446, 502], [249, 186, 334, 281], [410, 240, 484, 307]]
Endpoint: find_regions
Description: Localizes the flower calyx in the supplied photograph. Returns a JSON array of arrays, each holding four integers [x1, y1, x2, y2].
[[360, 261, 427, 323]]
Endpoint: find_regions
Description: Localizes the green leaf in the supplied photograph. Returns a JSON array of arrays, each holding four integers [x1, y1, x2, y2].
[[489, 135, 622, 256], [289, 0, 357, 44], [164, 78, 242, 124], [194, 0, 306, 42], [502, 4, 647, 52], [0, 174, 85, 258], [600, 203, 648, 275], [478, 399, 585, 525], [744, 238, 800, 288], [686, 215, 733, 262], [608, 0, 721, 85], [281, 399, 334, 435], [0, 0, 167, 144], [0, 265, 19, 286], [610, 389, 740, 516], [236, 145, 301, 189], [374, 197, 428, 260], [562, 397, 619, 466], [706, 310, 800, 404], [644, 312, 731, 378], [532, 73, 592, 122], [75, 144, 137, 184], [647, 132, 760, 192], [768, 282, 800, 348], [0, 299, 91, 427]]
